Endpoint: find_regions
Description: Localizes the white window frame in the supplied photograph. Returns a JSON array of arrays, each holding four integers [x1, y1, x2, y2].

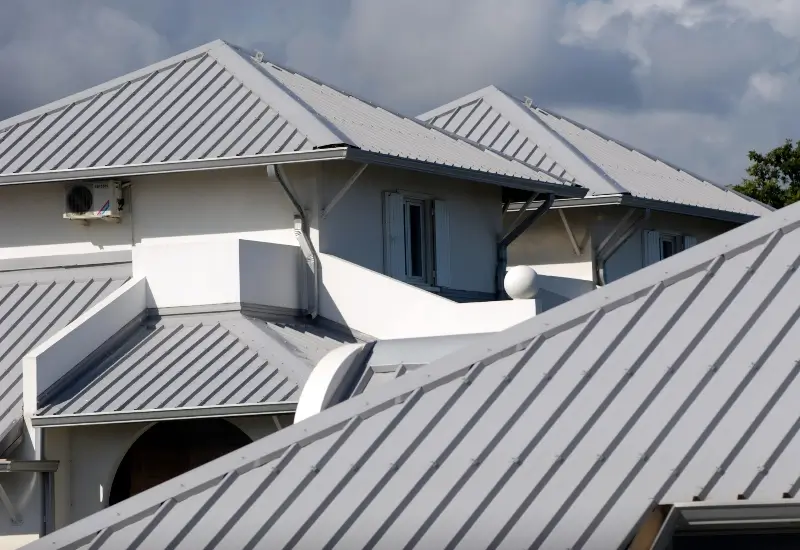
[[383, 191, 448, 288], [643, 230, 696, 267]]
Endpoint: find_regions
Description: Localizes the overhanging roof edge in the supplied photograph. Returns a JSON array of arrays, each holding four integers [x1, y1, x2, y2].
[[344, 148, 588, 198], [32, 401, 298, 428], [0, 148, 349, 186]]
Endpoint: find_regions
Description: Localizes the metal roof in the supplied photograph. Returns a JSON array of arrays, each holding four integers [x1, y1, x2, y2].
[[0, 262, 130, 454], [419, 86, 772, 219], [25, 199, 800, 550], [34, 311, 356, 427], [0, 41, 584, 197], [346, 334, 479, 399]]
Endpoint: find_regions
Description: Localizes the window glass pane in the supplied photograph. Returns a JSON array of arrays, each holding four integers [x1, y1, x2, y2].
[[661, 238, 675, 259], [407, 203, 424, 278]]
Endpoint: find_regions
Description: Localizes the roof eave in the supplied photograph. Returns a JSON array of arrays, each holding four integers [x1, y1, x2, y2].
[[0, 146, 587, 197], [0, 148, 351, 186], [508, 194, 761, 224], [32, 401, 297, 428], [345, 148, 588, 198]]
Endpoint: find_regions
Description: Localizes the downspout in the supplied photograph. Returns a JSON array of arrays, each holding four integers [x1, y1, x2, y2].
[[496, 193, 555, 299], [268, 165, 320, 319]]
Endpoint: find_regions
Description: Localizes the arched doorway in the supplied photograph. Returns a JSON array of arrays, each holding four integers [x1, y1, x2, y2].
[[109, 418, 252, 506]]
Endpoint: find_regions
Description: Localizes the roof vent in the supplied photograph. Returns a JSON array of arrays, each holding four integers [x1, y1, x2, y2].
[[524, 96, 534, 108], [254, 51, 264, 63]]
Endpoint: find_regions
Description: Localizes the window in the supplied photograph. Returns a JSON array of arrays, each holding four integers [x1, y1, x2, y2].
[[661, 234, 679, 259], [404, 198, 427, 281], [644, 230, 697, 267], [384, 192, 450, 287]]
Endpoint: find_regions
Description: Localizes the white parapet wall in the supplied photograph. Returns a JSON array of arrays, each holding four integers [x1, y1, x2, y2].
[[22, 277, 148, 421], [131, 239, 301, 310], [318, 253, 539, 339]]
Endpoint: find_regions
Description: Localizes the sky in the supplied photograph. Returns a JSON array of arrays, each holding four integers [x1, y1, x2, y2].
[[1, 0, 798, 185]]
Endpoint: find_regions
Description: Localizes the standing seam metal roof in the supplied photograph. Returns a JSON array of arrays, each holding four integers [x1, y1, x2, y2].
[[25, 200, 800, 549], [36, 312, 356, 422], [419, 86, 771, 218], [0, 263, 130, 451], [0, 41, 577, 192]]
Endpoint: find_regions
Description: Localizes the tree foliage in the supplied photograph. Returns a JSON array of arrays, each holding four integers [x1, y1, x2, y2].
[[733, 139, 800, 209]]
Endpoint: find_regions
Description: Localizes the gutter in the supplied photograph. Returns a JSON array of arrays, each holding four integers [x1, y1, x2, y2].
[[344, 148, 586, 197], [31, 402, 297, 428], [496, 193, 555, 298], [269, 164, 320, 319], [0, 148, 349, 186], [506, 194, 761, 225], [0, 146, 587, 199]]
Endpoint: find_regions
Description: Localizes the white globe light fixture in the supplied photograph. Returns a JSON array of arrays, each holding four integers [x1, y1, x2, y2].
[[504, 266, 539, 300]]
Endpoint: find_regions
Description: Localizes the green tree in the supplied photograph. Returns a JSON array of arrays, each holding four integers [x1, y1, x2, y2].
[[733, 139, 800, 209]]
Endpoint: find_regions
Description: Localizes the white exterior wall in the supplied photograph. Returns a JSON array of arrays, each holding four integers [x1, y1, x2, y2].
[[506, 208, 596, 299], [44, 416, 284, 530], [0, 165, 313, 261], [0, 162, 501, 298], [508, 205, 739, 298], [319, 161, 502, 295], [598, 207, 736, 284]]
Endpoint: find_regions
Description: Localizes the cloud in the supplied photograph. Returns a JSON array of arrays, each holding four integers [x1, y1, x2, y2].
[[0, 0, 799, 186]]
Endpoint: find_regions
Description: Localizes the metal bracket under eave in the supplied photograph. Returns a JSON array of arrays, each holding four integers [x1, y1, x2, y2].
[[558, 209, 582, 256], [0, 483, 20, 525], [321, 164, 368, 219], [0, 460, 59, 525], [595, 208, 650, 286]]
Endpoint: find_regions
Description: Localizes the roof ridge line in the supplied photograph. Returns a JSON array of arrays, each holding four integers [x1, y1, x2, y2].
[[0, 40, 226, 132], [228, 60, 554, 183], [532, 101, 742, 193], [417, 85, 498, 121], [412, 115, 577, 186], [492, 88, 627, 195], [208, 43, 351, 148]]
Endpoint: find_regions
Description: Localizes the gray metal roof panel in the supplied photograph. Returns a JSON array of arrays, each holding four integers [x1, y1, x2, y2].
[[420, 86, 772, 219], [0, 263, 131, 452], [24, 200, 800, 550], [347, 334, 481, 398], [36, 312, 355, 419], [0, 41, 581, 195], [230, 45, 571, 186]]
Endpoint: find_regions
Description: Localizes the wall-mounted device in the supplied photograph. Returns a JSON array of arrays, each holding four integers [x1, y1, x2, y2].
[[63, 180, 124, 222]]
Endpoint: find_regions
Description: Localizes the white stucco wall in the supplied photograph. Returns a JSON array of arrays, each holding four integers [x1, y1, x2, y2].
[[319, 161, 502, 295], [506, 207, 596, 299], [0, 161, 502, 297], [0, 165, 311, 261], [44, 415, 288, 530], [598, 207, 737, 284], [508, 205, 739, 298]]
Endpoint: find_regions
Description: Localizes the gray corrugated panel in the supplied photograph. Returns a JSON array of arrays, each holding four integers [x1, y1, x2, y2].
[[0, 40, 579, 195], [24, 201, 800, 550], [420, 86, 772, 219], [234, 49, 568, 187], [36, 312, 356, 419], [0, 263, 130, 452], [0, 41, 310, 176]]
